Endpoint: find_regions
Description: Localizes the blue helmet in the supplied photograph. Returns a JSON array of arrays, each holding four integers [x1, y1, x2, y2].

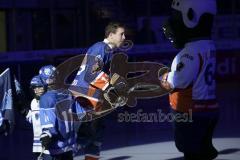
[[39, 65, 56, 84], [30, 75, 45, 88]]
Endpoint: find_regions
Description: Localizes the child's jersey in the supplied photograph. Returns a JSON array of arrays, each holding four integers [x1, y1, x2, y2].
[[40, 90, 76, 155], [26, 98, 50, 154]]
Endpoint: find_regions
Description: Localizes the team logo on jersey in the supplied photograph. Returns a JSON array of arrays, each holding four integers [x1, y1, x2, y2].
[[95, 55, 102, 61], [92, 55, 104, 74]]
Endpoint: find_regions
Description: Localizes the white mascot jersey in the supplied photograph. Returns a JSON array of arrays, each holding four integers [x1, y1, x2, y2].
[[167, 40, 217, 112]]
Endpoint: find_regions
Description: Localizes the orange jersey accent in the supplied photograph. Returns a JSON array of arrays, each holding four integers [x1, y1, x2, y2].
[[169, 87, 193, 113], [90, 71, 110, 91]]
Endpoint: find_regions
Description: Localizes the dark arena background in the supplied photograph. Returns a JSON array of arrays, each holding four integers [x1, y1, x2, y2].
[[0, 0, 240, 160]]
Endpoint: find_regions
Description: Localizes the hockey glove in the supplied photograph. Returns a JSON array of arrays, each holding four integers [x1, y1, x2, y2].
[[40, 134, 52, 150], [104, 73, 128, 107], [0, 120, 10, 135]]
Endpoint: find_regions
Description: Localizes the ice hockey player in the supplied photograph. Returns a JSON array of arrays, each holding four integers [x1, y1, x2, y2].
[[39, 65, 75, 160], [26, 75, 52, 159]]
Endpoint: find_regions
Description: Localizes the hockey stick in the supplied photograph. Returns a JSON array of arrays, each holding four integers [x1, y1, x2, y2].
[[37, 147, 45, 160], [102, 83, 160, 111], [88, 84, 154, 116], [127, 83, 160, 93], [78, 82, 160, 121]]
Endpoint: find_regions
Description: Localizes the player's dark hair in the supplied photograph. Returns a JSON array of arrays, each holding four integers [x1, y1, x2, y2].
[[105, 22, 125, 38]]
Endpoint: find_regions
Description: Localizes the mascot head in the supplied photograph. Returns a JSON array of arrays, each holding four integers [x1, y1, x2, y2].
[[163, 0, 217, 48]]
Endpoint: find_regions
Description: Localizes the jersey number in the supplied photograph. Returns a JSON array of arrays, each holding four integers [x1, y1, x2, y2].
[[204, 63, 214, 86]]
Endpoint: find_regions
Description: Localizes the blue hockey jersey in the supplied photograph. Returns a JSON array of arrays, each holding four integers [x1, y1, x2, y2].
[[69, 40, 113, 110], [40, 89, 76, 155]]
